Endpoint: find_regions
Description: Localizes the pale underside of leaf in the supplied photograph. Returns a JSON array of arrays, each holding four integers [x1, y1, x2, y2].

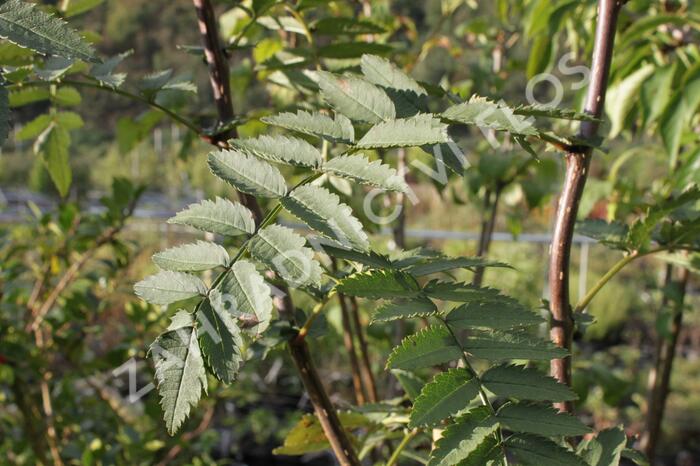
[[323, 154, 408, 192], [281, 184, 369, 252], [151, 310, 207, 435], [247, 224, 322, 288], [153, 240, 229, 272], [317, 70, 395, 124], [230, 134, 322, 168], [197, 293, 244, 384], [134, 270, 206, 305], [208, 148, 287, 198], [168, 197, 255, 237], [356, 114, 449, 149], [261, 110, 355, 144], [221, 260, 273, 334]]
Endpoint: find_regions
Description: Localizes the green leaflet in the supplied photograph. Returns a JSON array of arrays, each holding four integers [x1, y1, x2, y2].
[[371, 297, 437, 323], [428, 406, 500, 466], [313, 18, 386, 36], [422, 280, 501, 302], [605, 64, 655, 138], [0, 0, 96, 61], [497, 403, 591, 437], [134, 270, 206, 305], [197, 291, 244, 384], [386, 326, 462, 370], [406, 256, 512, 276], [35, 122, 71, 197], [152, 240, 229, 272], [168, 197, 255, 237], [512, 103, 598, 121], [409, 368, 479, 428], [506, 434, 588, 466], [360, 54, 427, 117], [321, 244, 392, 269], [230, 134, 322, 168], [576, 219, 629, 250], [481, 364, 577, 402], [323, 154, 408, 192], [317, 71, 395, 124], [392, 369, 424, 400], [577, 426, 627, 466], [281, 184, 369, 252], [272, 412, 371, 455], [247, 224, 322, 288], [463, 331, 568, 361], [220, 260, 273, 335], [150, 310, 207, 435], [445, 297, 544, 330], [442, 96, 537, 136], [262, 109, 355, 144], [360, 54, 426, 96], [336, 269, 420, 299], [356, 114, 449, 149], [208, 149, 287, 198]]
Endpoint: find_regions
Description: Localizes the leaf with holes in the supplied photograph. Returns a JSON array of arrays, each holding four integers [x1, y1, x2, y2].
[[230, 134, 322, 168], [153, 241, 229, 272], [281, 184, 369, 252], [386, 326, 462, 370], [134, 270, 206, 305], [317, 71, 395, 124], [208, 149, 287, 198], [248, 224, 322, 288], [481, 365, 577, 402], [220, 260, 273, 335], [356, 114, 449, 149], [409, 368, 479, 428], [324, 154, 408, 192], [168, 197, 255, 237], [150, 310, 207, 435], [262, 110, 354, 144]]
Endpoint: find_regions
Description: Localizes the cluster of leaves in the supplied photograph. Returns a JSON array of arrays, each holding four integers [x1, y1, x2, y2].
[[130, 50, 649, 466]]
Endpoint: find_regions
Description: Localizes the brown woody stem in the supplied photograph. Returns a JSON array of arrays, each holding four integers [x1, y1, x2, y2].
[[472, 185, 502, 287], [191, 1, 359, 463], [548, 0, 621, 412], [640, 264, 690, 462]]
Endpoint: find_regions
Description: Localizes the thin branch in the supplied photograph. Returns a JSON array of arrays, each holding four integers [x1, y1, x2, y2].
[[349, 296, 378, 403], [472, 185, 502, 287], [34, 329, 63, 466], [190, 2, 359, 463], [548, 0, 622, 413], [386, 429, 418, 466], [640, 264, 690, 461], [338, 293, 367, 405]]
